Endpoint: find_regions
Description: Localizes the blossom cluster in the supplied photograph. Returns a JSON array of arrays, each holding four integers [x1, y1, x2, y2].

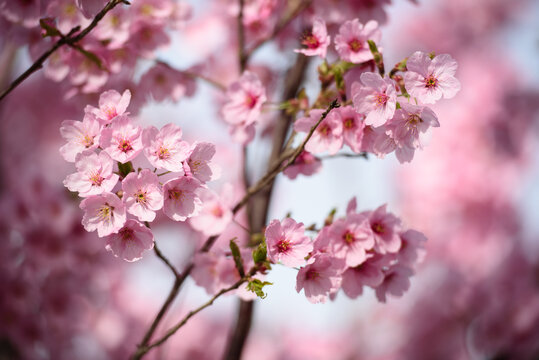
[[60, 89, 218, 262], [265, 198, 426, 303]]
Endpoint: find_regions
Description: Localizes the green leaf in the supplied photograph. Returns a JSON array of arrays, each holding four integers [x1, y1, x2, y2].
[[39, 18, 62, 38], [118, 161, 134, 178], [246, 279, 273, 299], [76, 46, 106, 70], [229, 238, 245, 278]]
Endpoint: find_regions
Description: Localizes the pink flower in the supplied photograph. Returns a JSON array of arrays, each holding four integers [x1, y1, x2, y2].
[[335, 19, 381, 63], [352, 72, 397, 127], [222, 71, 266, 126], [105, 219, 154, 262], [99, 115, 143, 163], [162, 176, 203, 221], [364, 204, 402, 254], [189, 186, 233, 236], [294, 109, 343, 155], [404, 51, 461, 104], [85, 89, 131, 124], [121, 169, 164, 222], [265, 218, 313, 267], [337, 106, 365, 153], [283, 150, 322, 180], [386, 103, 439, 149], [329, 214, 374, 267], [142, 123, 190, 172], [374, 265, 414, 303], [397, 229, 427, 266], [64, 151, 119, 197], [183, 142, 217, 183], [80, 192, 126, 237], [59, 113, 102, 162], [341, 256, 386, 299], [294, 17, 331, 58], [296, 255, 342, 304]]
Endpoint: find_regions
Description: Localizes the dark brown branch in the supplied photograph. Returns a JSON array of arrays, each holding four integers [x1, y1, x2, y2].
[[153, 242, 180, 278], [0, 0, 126, 103]]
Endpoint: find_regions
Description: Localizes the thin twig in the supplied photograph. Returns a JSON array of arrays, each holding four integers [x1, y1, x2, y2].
[[0, 0, 127, 103], [237, 0, 247, 72], [320, 152, 369, 160], [153, 242, 180, 278]]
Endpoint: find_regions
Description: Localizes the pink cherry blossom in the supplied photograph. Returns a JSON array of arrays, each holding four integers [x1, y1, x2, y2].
[[105, 219, 154, 262], [335, 19, 381, 63], [265, 218, 313, 267], [374, 264, 414, 303], [189, 186, 233, 236], [364, 204, 402, 254], [121, 169, 164, 222], [80, 192, 126, 237], [142, 123, 190, 172], [64, 151, 119, 197], [294, 109, 343, 155], [341, 256, 385, 299], [386, 102, 439, 149], [397, 229, 427, 266], [99, 115, 143, 163], [183, 142, 217, 183], [283, 150, 322, 180], [372, 128, 416, 163], [59, 113, 102, 162], [85, 89, 131, 124], [337, 106, 365, 153], [162, 176, 203, 221], [294, 17, 331, 58], [222, 71, 266, 126], [404, 51, 461, 104], [138, 63, 196, 103], [329, 214, 374, 267], [352, 72, 397, 127], [296, 255, 342, 304]]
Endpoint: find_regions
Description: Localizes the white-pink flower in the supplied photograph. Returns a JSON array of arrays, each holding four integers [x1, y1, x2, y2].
[[122, 169, 164, 222], [105, 219, 155, 262], [189, 186, 233, 236], [341, 256, 385, 299], [329, 214, 374, 267], [294, 109, 343, 155], [404, 51, 461, 104], [352, 72, 397, 127], [85, 89, 131, 124], [100, 115, 143, 163], [296, 255, 342, 304], [335, 19, 381, 64], [364, 204, 402, 254], [337, 105, 365, 153], [265, 218, 313, 267], [294, 17, 331, 58], [162, 176, 203, 221], [183, 142, 217, 183], [375, 264, 414, 303], [222, 71, 266, 126], [59, 113, 102, 162], [80, 192, 126, 237], [142, 123, 190, 172], [386, 103, 439, 149], [64, 151, 119, 197], [283, 150, 322, 180]]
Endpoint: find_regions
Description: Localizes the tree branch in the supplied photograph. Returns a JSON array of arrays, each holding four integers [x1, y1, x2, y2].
[[0, 0, 127, 103]]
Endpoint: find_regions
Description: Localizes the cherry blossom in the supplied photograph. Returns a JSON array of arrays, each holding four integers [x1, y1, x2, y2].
[[352, 72, 397, 127], [183, 142, 217, 183], [294, 17, 331, 58], [296, 255, 342, 304], [105, 219, 155, 262], [142, 123, 190, 172], [283, 150, 322, 180], [222, 71, 266, 127], [265, 218, 313, 267], [59, 112, 102, 162], [335, 19, 381, 63], [294, 109, 343, 155], [99, 115, 143, 163], [63, 151, 119, 197], [121, 169, 164, 222], [189, 186, 233, 236], [337, 105, 365, 153], [85, 89, 131, 124], [80, 192, 126, 237], [404, 51, 461, 104], [364, 204, 402, 254], [329, 214, 374, 267], [374, 265, 414, 303], [162, 176, 203, 221]]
